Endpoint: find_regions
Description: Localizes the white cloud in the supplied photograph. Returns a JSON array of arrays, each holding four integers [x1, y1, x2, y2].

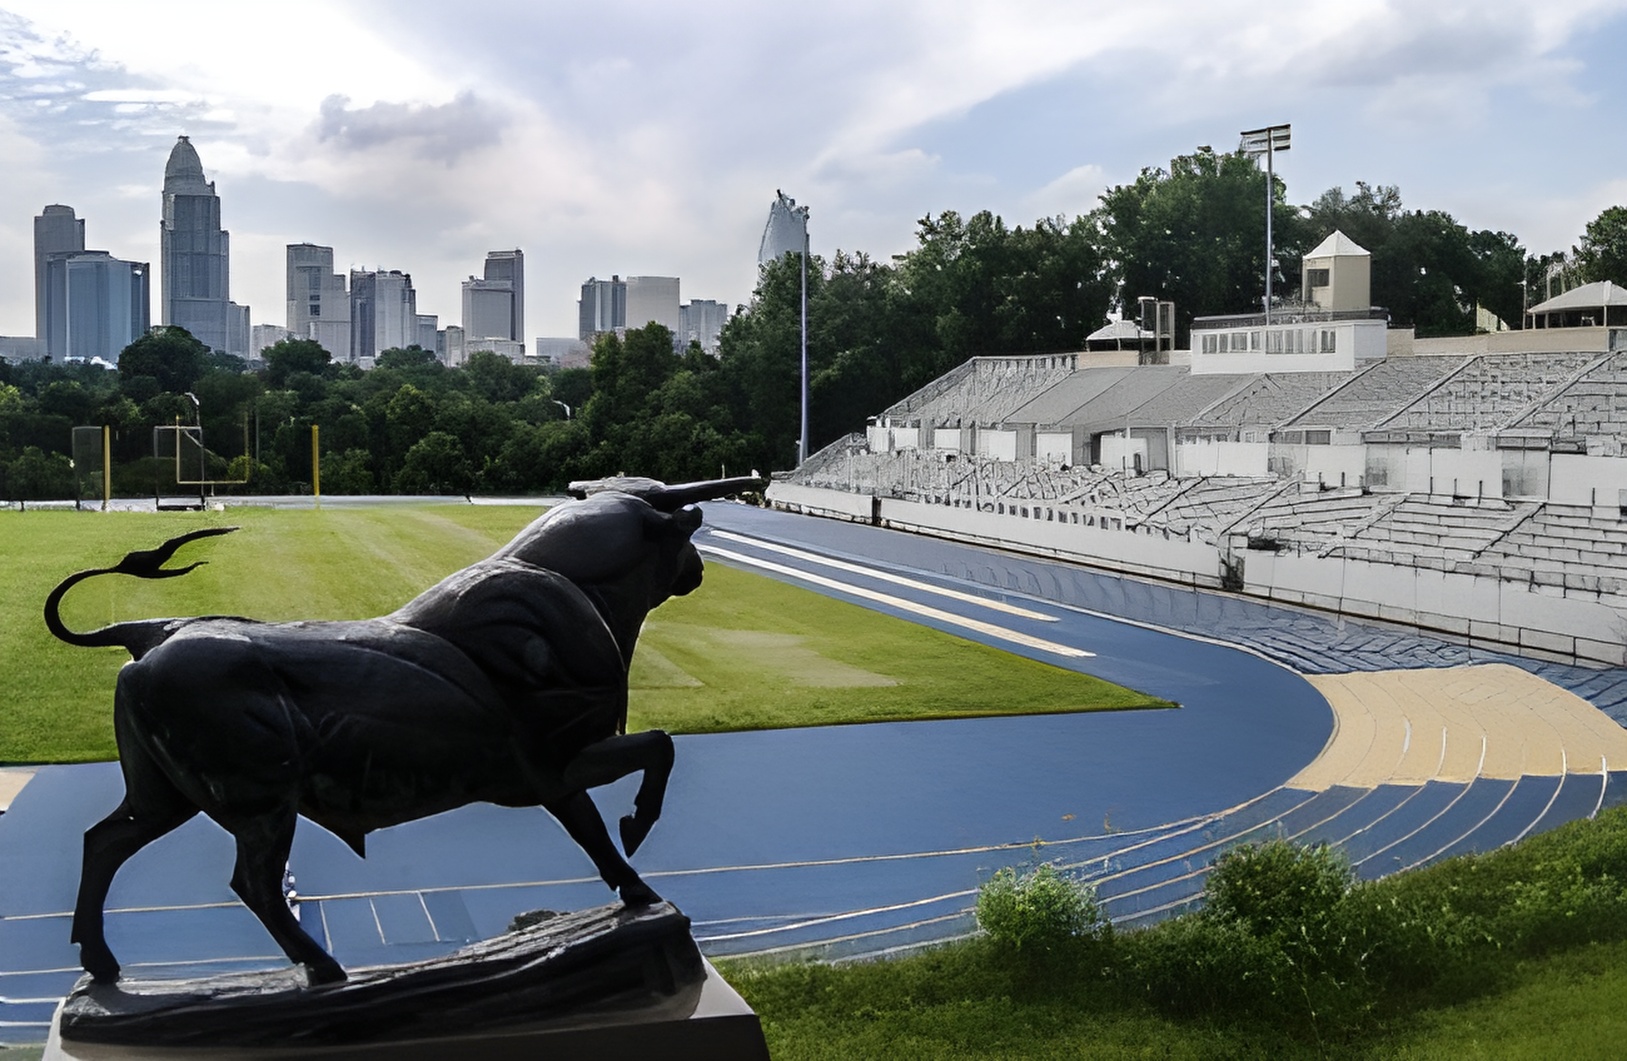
[[1023, 164, 1109, 221]]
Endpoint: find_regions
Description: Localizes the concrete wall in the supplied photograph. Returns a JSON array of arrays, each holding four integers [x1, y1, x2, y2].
[[1099, 433, 1150, 474], [1550, 453, 1627, 507], [978, 430, 1018, 461], [1366, 443, 1503, 497], [1427, 447, 1505, 499], [878, 496, 1223, 586], [1176, 440, 1269, 478], [770, 482, 1627, 667], [1244, 550, 1627, 665], [1271, 442, 1367, 487], [1411, 327, 1612, 356], [765, 482, 875, 522], [1037, 431, 1072, 462]]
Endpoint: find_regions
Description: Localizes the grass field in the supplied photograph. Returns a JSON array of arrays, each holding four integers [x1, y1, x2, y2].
[[0, 504, 1167, 763]]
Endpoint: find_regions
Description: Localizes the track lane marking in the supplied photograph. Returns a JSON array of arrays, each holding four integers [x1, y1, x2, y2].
[[698, 544, 1093, 659], [706, 529, 1058, 622]]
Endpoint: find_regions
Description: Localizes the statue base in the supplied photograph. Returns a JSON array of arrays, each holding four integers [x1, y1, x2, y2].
[[46, 902, 768, 1059]]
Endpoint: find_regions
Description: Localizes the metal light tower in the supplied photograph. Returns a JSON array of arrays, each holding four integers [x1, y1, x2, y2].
[[1240, 124, 1291, 328], [797, 200, 811, 467]]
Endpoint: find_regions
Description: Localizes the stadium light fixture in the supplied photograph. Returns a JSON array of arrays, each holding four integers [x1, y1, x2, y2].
[[1240, 123, 1291, 328]]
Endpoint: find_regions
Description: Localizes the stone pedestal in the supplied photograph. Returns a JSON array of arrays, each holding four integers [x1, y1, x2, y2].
[[46, 903, 768, 1060]]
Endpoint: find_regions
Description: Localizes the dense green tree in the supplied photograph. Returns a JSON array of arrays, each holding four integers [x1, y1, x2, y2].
[[465, 350, 541, 404], [1305, 183, 1526, 334], [1577, 205, 1627, 284], [551, 368, 593, 416], [1095, 148, 1294, 345], [118, 326, 209, 394], [375, 345, 439, 371], [396, 430, 474, 494], [262, 338, 333, 388], [2, 445, 77, 501], [320, 448, 376, 494]]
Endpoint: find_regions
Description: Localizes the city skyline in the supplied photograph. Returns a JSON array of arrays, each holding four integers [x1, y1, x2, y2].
[[2, 1, 1626, 341]]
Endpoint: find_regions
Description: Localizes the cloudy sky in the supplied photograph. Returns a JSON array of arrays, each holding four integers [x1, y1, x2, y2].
[[3, 0, 1626, 341]]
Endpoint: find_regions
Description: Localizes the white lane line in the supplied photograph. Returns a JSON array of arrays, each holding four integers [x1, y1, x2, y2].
[[695, 889, 976, 943], [706, 529, 1058, 622], [699, 544, 1093, 659]]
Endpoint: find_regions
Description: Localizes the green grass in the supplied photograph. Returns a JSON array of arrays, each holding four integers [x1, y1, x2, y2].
[[728, 940, 1627, 1060], [0, 504, 1165, 763], [631, 562, 1168, 733], [1379, 940, 1627, 1060]]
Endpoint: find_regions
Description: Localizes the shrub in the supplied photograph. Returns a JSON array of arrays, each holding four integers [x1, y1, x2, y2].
[[1204, 839, 1352, 942], [1128, 841, 1374, 1031], [976, 863, 1105, 951]]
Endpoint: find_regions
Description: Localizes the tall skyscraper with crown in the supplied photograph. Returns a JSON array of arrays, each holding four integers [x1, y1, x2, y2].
[[161, 136, 248, 356]]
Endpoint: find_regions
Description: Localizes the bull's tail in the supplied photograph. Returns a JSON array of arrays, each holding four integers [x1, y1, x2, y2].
[[44, 526, 238, 657]]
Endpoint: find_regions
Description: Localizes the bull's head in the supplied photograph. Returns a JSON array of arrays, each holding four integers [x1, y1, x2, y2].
[[498, 476, 764, 657]]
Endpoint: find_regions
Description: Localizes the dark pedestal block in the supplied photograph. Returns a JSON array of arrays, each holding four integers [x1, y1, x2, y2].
[[46, 903, 769, 1060]]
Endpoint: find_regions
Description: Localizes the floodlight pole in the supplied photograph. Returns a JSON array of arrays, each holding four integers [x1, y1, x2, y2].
[[185, 391, 205, 508], [799, 202, 810, 467], [1240, 123, 1291, 329]]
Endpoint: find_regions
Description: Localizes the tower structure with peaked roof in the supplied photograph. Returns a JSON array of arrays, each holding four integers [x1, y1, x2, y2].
[[161, 136, 248, 356]]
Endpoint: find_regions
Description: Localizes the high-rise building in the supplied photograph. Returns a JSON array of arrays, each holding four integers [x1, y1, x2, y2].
[[34, 204, 85, 358], [415, 314, 439, 352], [441, 324, 466, 367], [349, 268, 417, 362], [63, 252, 150, 363], [161, 136, 249, 355], [250, 323, 292, 357], [286, 243, 350, 357], [680, 298, 728, 354], [462, 249, 524, 353], [534, 336, 590, 368], [626, 276, 681, 334], [759, 190, 808, 268], [484, 249, 524, 341], [578, 275, 625, 340]]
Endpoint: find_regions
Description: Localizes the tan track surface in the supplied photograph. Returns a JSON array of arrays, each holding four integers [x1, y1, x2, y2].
[[1294, 664, 1627, 789], [0, 768, 35, 812]]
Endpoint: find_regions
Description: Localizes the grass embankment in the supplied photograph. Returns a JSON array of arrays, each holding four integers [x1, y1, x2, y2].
[[1, 505, 1165, 763], [726, 805, 1627, 1060]]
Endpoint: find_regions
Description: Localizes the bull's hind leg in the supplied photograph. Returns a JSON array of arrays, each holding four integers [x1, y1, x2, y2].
[[225, 812, 347, 985], [561, 730, 674, 857], [72, 797, 197, 983], [543, 792, 661, 907], [73, 701, 199, 985]]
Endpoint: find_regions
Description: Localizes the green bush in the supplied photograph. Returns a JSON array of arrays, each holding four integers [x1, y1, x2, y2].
[[1204, 839, 1351, 942], [975, 863, 1104, 951], [1128, 841, 1375, 1031]]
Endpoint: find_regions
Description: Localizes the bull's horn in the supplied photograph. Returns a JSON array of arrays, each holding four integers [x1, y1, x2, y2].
[[566, 475, 768, 511]]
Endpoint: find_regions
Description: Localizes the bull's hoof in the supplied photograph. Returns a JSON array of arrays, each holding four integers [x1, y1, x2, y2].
[[619, 814, 654, 857], [305, 959, 348, 986], [620, 879, 661, 907], [79, 943, 120, 985]]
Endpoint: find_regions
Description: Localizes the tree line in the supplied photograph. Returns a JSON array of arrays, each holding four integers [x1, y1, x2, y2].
[[3, 146, 1624, 499]]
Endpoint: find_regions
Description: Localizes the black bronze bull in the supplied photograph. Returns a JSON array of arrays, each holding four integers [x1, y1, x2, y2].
[[44, 476, 762, 986]]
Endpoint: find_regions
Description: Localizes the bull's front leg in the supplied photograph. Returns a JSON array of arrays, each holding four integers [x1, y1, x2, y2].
[[542, 792, 660, 907], [561, 730, 674, 857]]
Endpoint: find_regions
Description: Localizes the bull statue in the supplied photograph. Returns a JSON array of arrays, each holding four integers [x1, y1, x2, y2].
[[45, 476, 763, 987]]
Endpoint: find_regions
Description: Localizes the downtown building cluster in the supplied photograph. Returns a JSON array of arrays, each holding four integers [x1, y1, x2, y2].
[[4, 136, 735, 369]]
